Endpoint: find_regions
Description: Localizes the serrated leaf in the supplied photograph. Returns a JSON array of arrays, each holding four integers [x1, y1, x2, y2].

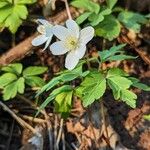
[[77, 71, 106, 107], [129, 77, 150, 91], [0, 73, 17, 88], [108, 54, 137, 61], [55, 91, 73, 118], [99, 44, 126, 62], [76, 12, 92, 24], [100, 7, 112, 16], [23, 66, 48, 76], [71, 0, 100, 14], [118, 11, 147, 33], [89, 13, 104, 26], [95, 15, 121, 40], [17, 77, 25, 94], [3, 81, 18, 100], [106, 0, 117, 9], [1, 63, 23, 75], [107, 76, 132, 89], [25, 76, 45, 87], [107, 68, 128, 78], [120, 89, 137, 108], [36, 85, 72, 116], [36, 64, 86, 97]]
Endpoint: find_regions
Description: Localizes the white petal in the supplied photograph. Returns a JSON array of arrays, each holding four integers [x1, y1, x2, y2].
[[45, 26, 53, 37], [52, 25, 71, 40], [43, 35, 53, 50], [66, 19, 79, 38], [65, 51, 79, 70], [50, 41, 69, 55], [32, 35, 48, 46], [37, 19, 50, 26], [79, 26, 94, 44], [75, 45, 86, 59]]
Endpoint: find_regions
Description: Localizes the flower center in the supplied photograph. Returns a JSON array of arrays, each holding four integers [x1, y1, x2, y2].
[[65, 36, 78, 50], [38, 25, 46, 34]]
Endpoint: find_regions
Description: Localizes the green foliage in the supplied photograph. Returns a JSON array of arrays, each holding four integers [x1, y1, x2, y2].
[[36, 85, 73, 116], [76, 71, 106, 107], [95, 15, 121, 41], [71, 0, 115, 26], [36, 63, 89, 97], [0, 0, 36, 33], [99, 44, 136, 62], [118, 11, 147, 33], [143, 115, 150, 121], [106, 68, 136, 108], [55, 91, 73, 118], [129, 77, 150, 91], [0, 63, 47, 100], [106, 0, 117, 9]]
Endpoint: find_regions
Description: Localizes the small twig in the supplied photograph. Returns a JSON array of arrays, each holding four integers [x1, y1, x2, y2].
[[62, 126, 66, 150], [62, 0, 72, 19], [19, 114, 46, 123], [56, 118, 64, 149], [54, 114, 58, 150], [0, 101, 38, 135]]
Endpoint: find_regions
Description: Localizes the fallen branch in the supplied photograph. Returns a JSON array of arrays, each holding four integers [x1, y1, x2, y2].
[[0, 7, 78, 66]]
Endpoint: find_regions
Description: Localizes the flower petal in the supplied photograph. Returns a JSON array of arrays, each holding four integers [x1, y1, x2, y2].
[[37, 19, 50, 26], [50, 41, 69, 55], [79, 26, 94, 44], [65, 51, 79, 70], [52, 25, 71, 40], [43, 35, 53, 50], [32, 35, 48, 46], [66, 19, 79, 38], [76, 45, 86, 59]]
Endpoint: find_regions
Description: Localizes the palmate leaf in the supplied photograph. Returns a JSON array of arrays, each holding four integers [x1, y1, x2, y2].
[[118, 11, 147, 33], [1, 63, 23, 75], [95, 15, 121, 41], [76, 71, 106, 107], [55, 91, 73, 118], [23, 66, 48, 76], [0, 0, 36, 33], [0, 73, 17, 88], [106, 68, 136, 108]]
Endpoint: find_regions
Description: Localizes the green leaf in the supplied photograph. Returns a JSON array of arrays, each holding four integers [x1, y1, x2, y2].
[[55, 91, 73, 118], [0, 0, 34, 33], [36, 85, 72, 116], [36, 64, 86, 97], [120, 89, 137, 108], [76, 71, 106, 107], [118, 11, 147, 33], [71, 0, 100, 14], [107, 68, 128, 78], [89, 13, 104, 26], [100, 7, 112, 16], [0, 73, 17, 88], [95, 15, 121, 40], [17, 77, 25, 94], [143, 115, 150, 121], [23, 66, 48, 76], [108, 54, 137, 61], [1, 63, 23, 75], [106, 0, 117, 9], [3, 81, 18, 100], [99, 44, 126, 62], [76, 12, 92, 24], [25, 76, 45, 87], [17, 0, 36, 4], [129, 77, 150, 91]]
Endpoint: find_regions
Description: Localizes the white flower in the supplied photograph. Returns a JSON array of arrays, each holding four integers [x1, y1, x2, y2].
[[32, 19, 53, 50], [50, 19, 94, 70]]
